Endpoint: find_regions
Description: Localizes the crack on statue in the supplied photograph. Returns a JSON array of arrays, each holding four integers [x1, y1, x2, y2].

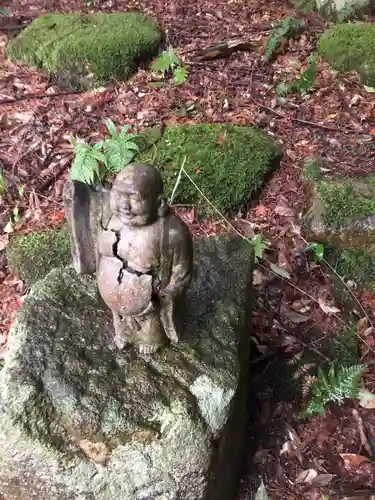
[[111, 229, 125, 285]]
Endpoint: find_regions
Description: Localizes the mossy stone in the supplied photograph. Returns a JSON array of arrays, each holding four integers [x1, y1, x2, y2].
[[0, 236, 253, 500], [138, 124, 281, 216], [7, 229, 71, 285], [6, 12, 162, 90], [303, 162, 375, 249], [318, 23, 375, 86]]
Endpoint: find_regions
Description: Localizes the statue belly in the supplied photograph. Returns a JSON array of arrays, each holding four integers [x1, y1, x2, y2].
[[97, 256, 153, 316]]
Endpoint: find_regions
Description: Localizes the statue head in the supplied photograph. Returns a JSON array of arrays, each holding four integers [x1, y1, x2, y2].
[[110, 163, 168, 227]]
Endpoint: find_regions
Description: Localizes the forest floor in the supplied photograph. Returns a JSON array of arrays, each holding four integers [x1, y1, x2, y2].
[[1, 0, 375, 498]]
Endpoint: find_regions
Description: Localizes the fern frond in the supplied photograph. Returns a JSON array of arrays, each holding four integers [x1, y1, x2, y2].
[[293, 363, 316, 379], [302, 375, 319, 397], [303, 363, 366, 417]]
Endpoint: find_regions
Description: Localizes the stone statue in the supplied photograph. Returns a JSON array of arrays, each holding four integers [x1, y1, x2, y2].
[[64, 163, 193, 355]]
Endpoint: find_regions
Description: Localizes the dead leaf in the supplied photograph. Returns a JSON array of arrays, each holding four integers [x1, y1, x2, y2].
[[281, 308, 309, 324], [358, 389, 375, 410], [0, 234, 9, 251], [318, 297, 340, 315], [357, 317, 369, 336], [310, 473, 334, 487], [254, 204, 269, 218], [3, 221, 14, 233], [295, 469, 318, 484], [370, 129, 375, 136], [340, 453, 371, 469], [274, 205, 295, 217]]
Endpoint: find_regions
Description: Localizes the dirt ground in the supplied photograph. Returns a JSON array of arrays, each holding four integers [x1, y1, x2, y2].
[[1, 0, 375, 498]]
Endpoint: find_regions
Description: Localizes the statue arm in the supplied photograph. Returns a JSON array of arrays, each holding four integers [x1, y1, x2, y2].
[[159, 218, 193, 297], [97, 229, 117, 257]]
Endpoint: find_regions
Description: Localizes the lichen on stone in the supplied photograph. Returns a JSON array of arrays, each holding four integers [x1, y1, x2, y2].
[[318, 22, 375, 85], [6, 12, 162, 90], [137, 123, 281, 216], [7, 229, 71, 285]]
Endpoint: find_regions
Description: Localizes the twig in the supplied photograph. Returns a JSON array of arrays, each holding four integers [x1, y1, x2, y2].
[[285, 332, 331, 362], [352, 408, 372, 457], [169, 156, 186, 205], [252, 98, 363, 134], [0, 89, 85, 105]]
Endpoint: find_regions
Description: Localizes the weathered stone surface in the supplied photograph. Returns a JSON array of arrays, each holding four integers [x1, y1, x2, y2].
[[7, 229, 71, 285], [6, 13, 162, 90], [303, 162, 375, 250], [0, 236, 252, 500]]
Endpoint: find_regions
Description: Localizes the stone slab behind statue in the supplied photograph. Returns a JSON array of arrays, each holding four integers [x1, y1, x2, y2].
[[0, 236, 253, 500]]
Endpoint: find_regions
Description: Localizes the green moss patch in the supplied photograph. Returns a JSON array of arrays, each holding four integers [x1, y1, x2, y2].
[[318, 23, 375, 86], [6, 12, 161, 90], [7, 230, 71, 286], [329, 246, 375, 292], [138, 124, 281, 215], [303, 162, 375, 248]]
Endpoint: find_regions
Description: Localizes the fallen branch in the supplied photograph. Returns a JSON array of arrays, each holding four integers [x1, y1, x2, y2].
[[0, 89, 86, 105], [191, 38, 255, 62], [252, 99, 363, 134]]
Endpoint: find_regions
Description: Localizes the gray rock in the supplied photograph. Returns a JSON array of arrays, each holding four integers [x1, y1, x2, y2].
[[0, 236, 253, 500]]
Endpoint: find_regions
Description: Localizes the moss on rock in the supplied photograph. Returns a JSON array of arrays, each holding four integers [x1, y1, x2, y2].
[[7, 230, 71, 285], [303, 161, 375, 248], [138, 124, 281, 216], [6, 12, 162, 90], [318, 23, 375, 85]]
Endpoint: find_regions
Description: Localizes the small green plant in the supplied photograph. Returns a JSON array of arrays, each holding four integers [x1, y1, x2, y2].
[[70, 119, 139, 185], [0, 168, 5, 196], [151, 46, 188, 85], [276, 56, 317, 96], [298, 362, 366, 416], [337, 1, 356, 22], [264, 17, 306, 62], [0, 7, 8, 16], [251, 234, 269, 262]]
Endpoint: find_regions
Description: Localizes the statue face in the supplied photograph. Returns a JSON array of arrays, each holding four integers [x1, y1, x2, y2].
[[110, 175, 159, 227]]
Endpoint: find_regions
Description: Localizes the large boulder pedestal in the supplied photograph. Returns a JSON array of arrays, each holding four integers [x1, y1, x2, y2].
[[0, 237, 253, 500]]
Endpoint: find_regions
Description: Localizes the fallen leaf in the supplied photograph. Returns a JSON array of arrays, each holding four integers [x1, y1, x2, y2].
[[318, 297, 340, 315], [358, 389, 375, 410], [370, 129, 375, 136], [3, 221, 14, 233], [270, 263, 291, 279], [254, 479, 268, 500], [364, 85, 375, 93], [357, 317, 369, 336], [0, 234, 9, 251], [274, 205, 295, 217], [295, 469, 318, 484], [310, 473, 334, 487], [254, 204, 269, 217], [282, 308, 309, 324], [340, 452, 371, 469]]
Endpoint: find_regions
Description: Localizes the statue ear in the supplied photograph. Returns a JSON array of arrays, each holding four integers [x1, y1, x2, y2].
[[157, 195, 169, 218]]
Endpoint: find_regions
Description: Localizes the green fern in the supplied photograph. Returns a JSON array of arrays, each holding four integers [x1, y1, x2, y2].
[[173, 66, 188, 85], [151, 46, 188, 85], [301, 363, 366, 417], [69, 120, 139, 185], [264, 17, 305, 62]]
